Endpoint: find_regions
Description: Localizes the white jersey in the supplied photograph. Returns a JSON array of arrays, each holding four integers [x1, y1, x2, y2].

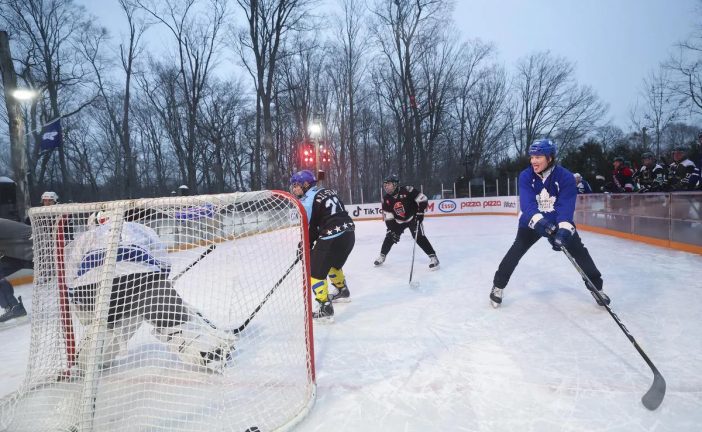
[[65, 222, 171, 289]]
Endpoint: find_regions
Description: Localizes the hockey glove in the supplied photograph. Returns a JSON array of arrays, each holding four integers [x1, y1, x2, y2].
[[533, 218, 557, 238], [550, 228, 574, 251]]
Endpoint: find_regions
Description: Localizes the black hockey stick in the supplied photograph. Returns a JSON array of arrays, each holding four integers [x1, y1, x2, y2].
[[227, 254, 302, 335], [561, 247, 666, 410], [408, 222, 420, 289], [172, 244, 217, 282]]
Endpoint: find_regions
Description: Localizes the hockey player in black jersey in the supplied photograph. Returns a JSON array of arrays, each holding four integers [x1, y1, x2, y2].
[[634, 152, 667, 192], [666, 146, 700, 191], [290, 170, 355, 323], [374, 174, 439, 269]]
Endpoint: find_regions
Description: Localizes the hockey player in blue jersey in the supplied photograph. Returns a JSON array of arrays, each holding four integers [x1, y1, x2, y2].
[[489, 139, 610, 308], [290, 170, 355, 323]]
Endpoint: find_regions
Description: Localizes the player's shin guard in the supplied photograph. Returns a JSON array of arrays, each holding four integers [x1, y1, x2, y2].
[[153, 311, 236, 372], [327, 268, 350, 303], [311, 278, 334, 322]]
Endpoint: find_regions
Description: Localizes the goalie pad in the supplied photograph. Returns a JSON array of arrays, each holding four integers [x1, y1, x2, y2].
[[73, 312, 143, 374], [153, 311, 236, 372]]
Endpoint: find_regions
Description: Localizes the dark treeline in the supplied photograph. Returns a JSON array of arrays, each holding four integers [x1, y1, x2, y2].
[[1, 0, 701, 206]]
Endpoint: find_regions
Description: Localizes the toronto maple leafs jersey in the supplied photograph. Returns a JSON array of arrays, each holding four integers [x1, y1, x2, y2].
[[382, 185, 428, 224], [300, 186, 354, 242], [518, 165, 578, 229]]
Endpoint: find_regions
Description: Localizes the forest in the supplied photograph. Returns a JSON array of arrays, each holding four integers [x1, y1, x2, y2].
[[1, 0, 701, 217]]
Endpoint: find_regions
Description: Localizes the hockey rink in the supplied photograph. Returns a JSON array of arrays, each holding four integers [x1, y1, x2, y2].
[[2, 215, 701, 431]]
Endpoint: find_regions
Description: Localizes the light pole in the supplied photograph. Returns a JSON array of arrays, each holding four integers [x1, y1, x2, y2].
[[11, 88, 37, 219], [308, 121, 322, 182]]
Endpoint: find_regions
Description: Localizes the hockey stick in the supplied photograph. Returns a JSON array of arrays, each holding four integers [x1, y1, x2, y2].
[[227, 254, 302, 335], [408, 221, 420, 290], [172, 244, 216, 282], [561, 247, 666, 410]]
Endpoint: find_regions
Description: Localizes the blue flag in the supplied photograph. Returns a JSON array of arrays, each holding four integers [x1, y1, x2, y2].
[[40, 119, 62, 151]]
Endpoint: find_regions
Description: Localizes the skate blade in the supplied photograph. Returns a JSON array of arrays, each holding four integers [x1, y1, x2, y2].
[[490, 300, 501, 309], [0, 315, 29, 329], [429, 265, 440, 271], [313, 316, 335, 324]]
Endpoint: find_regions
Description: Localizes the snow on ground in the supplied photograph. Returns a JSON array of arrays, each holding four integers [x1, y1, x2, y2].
[[2, 215, 701, 431]]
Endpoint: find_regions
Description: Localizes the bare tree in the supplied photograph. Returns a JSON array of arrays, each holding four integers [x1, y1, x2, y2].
[[512, 51, 606, 156], [1, 0, 98, 200], [78, 0, 148, 198], [234, 0, 315, 189], [136, 0, 228, 192], [369, 0, 446, 183], [0, 30, 29, 219], [667, 1, 702, 116], [629, 68, 685, 158], [325, 0, 369, 201]]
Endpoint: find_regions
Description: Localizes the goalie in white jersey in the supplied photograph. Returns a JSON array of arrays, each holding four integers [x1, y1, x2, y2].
[[65, 211, 234, 373]]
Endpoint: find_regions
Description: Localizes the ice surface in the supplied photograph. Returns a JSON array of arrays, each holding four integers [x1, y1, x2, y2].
[[2, 215, 700, 431]]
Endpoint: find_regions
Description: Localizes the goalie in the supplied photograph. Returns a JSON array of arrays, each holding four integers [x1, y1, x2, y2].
[[65, 211, 235, 373]]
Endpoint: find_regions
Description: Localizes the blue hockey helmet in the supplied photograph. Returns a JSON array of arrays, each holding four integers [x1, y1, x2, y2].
[[528, 139, 556, 158], [290, 170, 317, 187]]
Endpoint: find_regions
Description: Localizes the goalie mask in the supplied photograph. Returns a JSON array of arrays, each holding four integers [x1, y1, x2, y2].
[[87, 211, 109, 227]]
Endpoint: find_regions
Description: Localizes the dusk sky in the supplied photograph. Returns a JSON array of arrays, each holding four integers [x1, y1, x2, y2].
[[78, 0, 700, 129]]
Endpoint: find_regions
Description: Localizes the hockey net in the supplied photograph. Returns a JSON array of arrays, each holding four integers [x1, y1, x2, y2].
[[1, 191, 316, 432]]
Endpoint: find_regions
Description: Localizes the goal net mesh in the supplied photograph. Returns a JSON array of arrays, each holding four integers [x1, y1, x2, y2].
[[1, 191, 315, 432]]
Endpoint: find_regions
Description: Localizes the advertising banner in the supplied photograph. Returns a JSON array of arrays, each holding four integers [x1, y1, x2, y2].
[[348, 196, 519, 221]]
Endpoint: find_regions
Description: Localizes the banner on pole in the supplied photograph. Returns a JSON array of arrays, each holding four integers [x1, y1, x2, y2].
[[40, 119, 62, 151]]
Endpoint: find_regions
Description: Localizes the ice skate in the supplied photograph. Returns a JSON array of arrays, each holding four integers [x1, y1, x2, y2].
[[490, 286, 503, 308], [428, 254, 440, 270], [312, 300, 334, 324], [329, 283, 351, 303], [373, 254, 386, 266], [590, 288, 611, 306], [0, 296, 28, 329]]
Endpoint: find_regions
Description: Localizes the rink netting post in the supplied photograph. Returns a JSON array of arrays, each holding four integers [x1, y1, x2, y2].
[[0, 191, 316, 432]]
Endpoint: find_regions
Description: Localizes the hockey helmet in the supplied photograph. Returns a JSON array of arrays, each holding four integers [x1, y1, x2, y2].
[[41, 191, 58, 204], [87, 211, 109, 227], [290, 170, 317, 187], [641, 151, 655, 160], [383, 174, 399, 184], [383, 174, 399, 194], [613, 156, 625, 163], [528, 139, 556, 158]]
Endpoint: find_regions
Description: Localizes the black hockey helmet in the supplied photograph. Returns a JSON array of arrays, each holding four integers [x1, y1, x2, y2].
[[641, 151, 655, 160], [383, 174, 399, 194], [383, 174, 399, 184], [613, 156, 625, 163]]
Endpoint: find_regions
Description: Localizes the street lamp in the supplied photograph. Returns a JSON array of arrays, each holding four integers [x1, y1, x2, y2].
[[10, 88, 37, 220], [12, 89, 38, 101], [308, 121, 323, 181]]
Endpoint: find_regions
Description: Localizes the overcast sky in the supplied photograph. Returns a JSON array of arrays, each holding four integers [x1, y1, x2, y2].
[[79, 0, 700, 129], [456, 0, 699, 127]]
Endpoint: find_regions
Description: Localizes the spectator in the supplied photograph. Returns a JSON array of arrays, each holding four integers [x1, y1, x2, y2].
[[604, 156, 634, 192], [573, 173, 592, 194], [593, 174, 607, 192], [666, 146, 700, 191], [634, 152, 667, 193]]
